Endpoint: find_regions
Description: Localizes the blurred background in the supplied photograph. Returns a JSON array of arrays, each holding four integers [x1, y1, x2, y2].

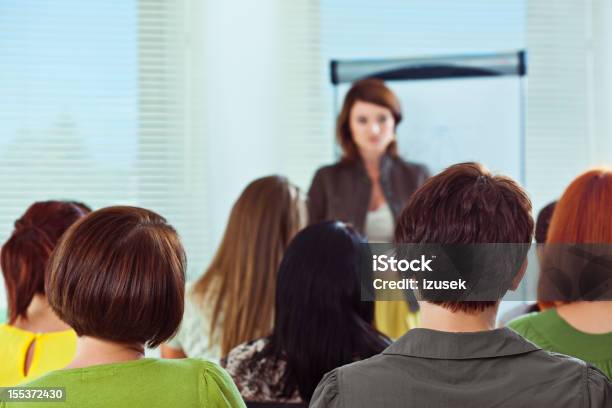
[[2, 0, 612, 314]]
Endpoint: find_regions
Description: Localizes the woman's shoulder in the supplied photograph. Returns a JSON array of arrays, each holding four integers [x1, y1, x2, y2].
[[311, 156, 430, 185], [223, 338, 270, 371], [389, 156, 430, 178], [7, 359, 245, 407], [223, 338, 301, 403], [507, 309, 558, 344], [0, 323, 30, 341], [0, 323, 76, 347], [308, 161, 362, 197], [508, 310, 541, 330], [166, 357, 234, 380], [166, 284, 221, 361], [23, 358, 230, 385], [151, 358, 244, 403], [312, 160, 356, 178], [509, 308, 556, 327]]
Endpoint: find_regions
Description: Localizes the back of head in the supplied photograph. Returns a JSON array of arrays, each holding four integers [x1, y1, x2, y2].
[[539, 169, 612, 303], [535, 201, 557, 244], [46, 206, 186, 348], [395, 162, 534, 312], [547, 169, 612, 244], [194, 175, 304, 356], [268, 221, 386, 401], [1, 201, 87, 323]]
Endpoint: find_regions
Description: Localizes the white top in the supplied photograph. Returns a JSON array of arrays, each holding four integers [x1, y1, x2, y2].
[[364, 202, 395, 243], [166, 286, 221, 363]]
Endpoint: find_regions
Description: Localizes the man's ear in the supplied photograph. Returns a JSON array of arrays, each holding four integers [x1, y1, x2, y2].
[[510, 257, 528, 291]]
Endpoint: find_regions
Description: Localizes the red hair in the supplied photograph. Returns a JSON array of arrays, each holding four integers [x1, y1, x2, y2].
[[539, 169, 612, 308], [547, 169, 612, 243], [1, 201, 87, 323]]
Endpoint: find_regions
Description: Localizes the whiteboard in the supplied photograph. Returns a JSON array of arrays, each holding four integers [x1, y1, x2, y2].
[[335, 76, 523, 183]]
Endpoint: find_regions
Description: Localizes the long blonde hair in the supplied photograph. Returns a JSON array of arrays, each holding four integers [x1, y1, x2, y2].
[[193, 175, 303, 356]]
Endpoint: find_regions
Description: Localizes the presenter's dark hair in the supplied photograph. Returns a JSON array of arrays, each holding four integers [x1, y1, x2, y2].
[[1, 201, 88, 323], [395, 162, 534, 313], [337, 78, 402, 161], [46, 206, 186, 348], [257, 221, 388, 401]]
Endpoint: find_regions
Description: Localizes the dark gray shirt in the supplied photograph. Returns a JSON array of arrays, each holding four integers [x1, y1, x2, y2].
[[310, 328, 611, 408]]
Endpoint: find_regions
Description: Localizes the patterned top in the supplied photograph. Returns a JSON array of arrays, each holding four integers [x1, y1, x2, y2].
[[222, 338, 302, 404], [166, 287, 221, 363]]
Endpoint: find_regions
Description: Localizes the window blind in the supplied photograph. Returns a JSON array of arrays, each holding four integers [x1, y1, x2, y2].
[[0, 0, 207, 315], [526, 0, 597, 210]]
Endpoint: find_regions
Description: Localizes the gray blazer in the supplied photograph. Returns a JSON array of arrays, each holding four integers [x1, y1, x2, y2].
[[307, 154, 429, 234], [310, 328, 612, 407]]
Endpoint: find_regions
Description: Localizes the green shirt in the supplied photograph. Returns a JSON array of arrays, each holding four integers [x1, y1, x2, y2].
[[509, 309, 612, 379], [0, 358, 246, 408]]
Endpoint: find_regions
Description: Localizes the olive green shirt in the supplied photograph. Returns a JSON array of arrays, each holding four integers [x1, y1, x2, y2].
[[0, 358, 246, 408], [509, 309, 612, 379], [311, 328, 611, 407]]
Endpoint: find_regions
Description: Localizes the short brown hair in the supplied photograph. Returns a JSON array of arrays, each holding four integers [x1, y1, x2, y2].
[[46, 206, 186, 348], [395, 162, 534, 313], [1, 201, 87, 323], [337, 78, 402, 161]]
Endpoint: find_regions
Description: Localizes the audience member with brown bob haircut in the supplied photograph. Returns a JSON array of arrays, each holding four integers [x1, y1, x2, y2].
[[509, 169, 612, 378], [0, 200, 88, 386], [5, 206, 245, 408], [311, 163, 612, 408], [47, 206, 185, 348]]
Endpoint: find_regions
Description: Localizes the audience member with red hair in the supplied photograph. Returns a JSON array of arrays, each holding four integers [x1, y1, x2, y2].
[[0, 201, 88, 386], [509, 169, 612, 378]]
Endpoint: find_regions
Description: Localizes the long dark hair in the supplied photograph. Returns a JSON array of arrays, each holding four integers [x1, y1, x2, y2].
[[259, 221, 388, 401]]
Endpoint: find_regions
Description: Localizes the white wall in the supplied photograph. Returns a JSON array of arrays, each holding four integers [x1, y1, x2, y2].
[[592, 0, 612, 166], [191, 0, 330, 251]]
